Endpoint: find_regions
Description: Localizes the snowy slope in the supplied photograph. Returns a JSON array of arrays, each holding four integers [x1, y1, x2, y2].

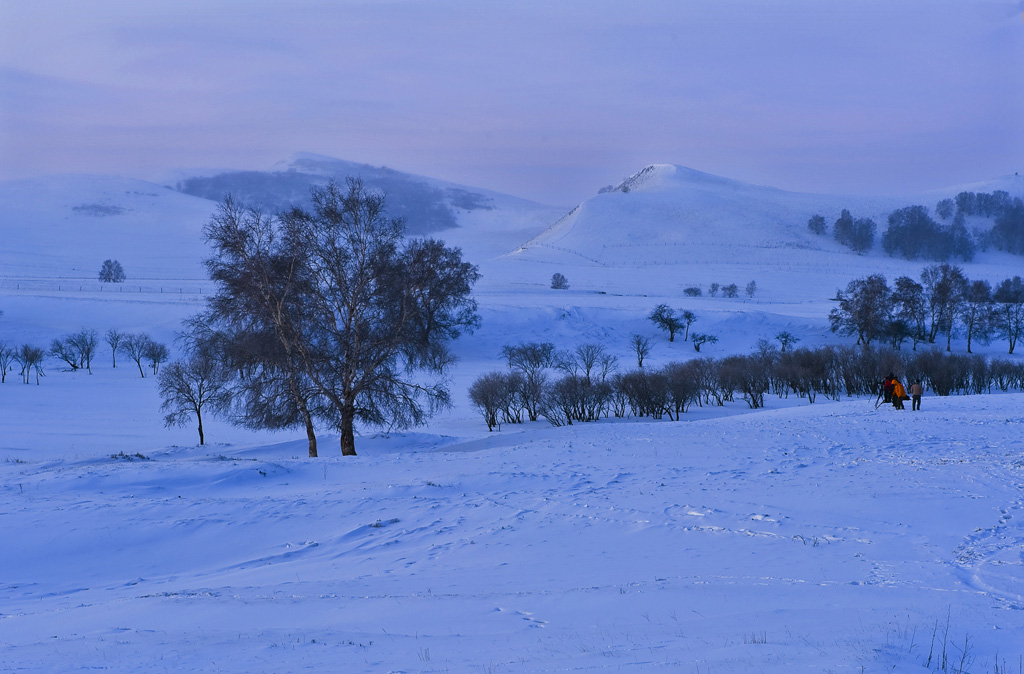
[[169, 153, 565, 261], [2, 161, 1024, 673], [2, 366, 1023, 672], [498, 163, 1024, 306], [510, 164, 905, 266], [0, 175, 214, 281]]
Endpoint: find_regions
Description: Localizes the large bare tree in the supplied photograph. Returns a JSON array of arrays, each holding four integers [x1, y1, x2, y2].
[[196, 178, 480, 456]]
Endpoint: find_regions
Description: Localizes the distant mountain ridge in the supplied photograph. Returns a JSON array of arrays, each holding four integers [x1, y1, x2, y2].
[[511, 163, 1024, 267], [0, 157, 565, 280], [2, 157, 1020, 284], [172, 153, 553, 237]]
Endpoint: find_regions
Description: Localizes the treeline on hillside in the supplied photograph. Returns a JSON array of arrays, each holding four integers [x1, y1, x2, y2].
[[829, 265, 1024, 354], [807, 209, 876, 254], [469, 341, 1024, 430], [807, 189, 1024, 260]]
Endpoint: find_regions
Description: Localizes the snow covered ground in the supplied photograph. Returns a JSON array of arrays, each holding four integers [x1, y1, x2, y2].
[[2, 164, 1024, 672]]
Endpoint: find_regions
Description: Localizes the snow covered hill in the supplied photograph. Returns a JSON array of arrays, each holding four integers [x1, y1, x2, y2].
[[2, 159, 1024, 672], [0, 156, 564, 296], [0, 175, 214, 281], [170, 152, 565, 261], [499, 163, 1024, 305], [512, 164, 896, 265], [512, 163, 1024, 270]]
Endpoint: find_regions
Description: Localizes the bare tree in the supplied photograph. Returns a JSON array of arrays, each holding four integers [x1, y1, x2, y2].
[[891, 276, 927, 350], [649, 304, 684, 342], [719, 355, 769, 409], [775, 331, 800, 353], [959, 279, 993, 354], [680, 310, 697, 342], [829, 274, 892, 346], [630, 334, 651, 368], [159, 353, 232, 445], [469, 371, 521, 431], [68, 329, 98, 373], [120, 333, 154, 378], [501, 342, 554, 422], [199, 179, 480, 456], [17, 344, 45, 384], [993, 275, 1024, 354], [48, 329, 96, 372], [691, 333, 718, 352], [50, 337, 81, 371], [662, 361, 701, 417], [557, 344, 616, 384], [0, 343, 16, 383], [145, 340, 170, 375], [106, 329, 124, 368], [185, 200, 322, 457], [921, 264, 968, 351], [550, 272, 569, 289], [614, 369, 670, 419]]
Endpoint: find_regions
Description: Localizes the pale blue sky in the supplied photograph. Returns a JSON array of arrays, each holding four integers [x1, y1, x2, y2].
[[1, 0, 1022, 204]]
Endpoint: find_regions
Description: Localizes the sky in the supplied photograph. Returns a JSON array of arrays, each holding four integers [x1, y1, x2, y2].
[[1, 0, 1022, 205]]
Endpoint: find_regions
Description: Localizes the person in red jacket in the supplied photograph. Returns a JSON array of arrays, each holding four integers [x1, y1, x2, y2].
[[882, 373, 896, 404]]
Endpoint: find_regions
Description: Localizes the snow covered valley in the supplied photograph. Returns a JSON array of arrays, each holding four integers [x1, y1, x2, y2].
[[2, 161, 1024, 672]]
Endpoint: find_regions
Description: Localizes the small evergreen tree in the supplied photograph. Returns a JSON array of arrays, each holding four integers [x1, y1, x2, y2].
[[98, 259, 126, 283], [807, 214, 827, 235]]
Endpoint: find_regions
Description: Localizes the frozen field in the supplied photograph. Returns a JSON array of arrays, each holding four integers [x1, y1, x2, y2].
[[2, 164, 1024, 672]]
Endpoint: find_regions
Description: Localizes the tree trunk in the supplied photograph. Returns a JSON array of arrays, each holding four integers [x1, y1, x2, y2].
[[303, 409, 318, 458], [197, 410, 205, 446], [340, 400, 357, 456]]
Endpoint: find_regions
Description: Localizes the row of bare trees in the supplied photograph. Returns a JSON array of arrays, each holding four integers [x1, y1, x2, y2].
[[0, 329, 167, 384], [0, 343, 46, 384], [469, 341, 1024, 430]]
